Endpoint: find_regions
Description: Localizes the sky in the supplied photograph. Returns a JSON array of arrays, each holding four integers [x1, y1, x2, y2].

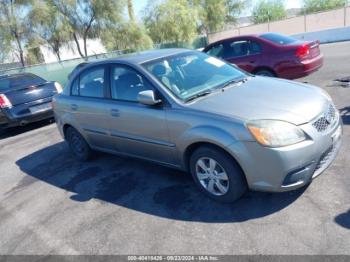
[[133, 0, 304, 18]]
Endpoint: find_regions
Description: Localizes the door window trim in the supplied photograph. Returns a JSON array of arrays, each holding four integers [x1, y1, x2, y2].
[[106, 63, 169, 107], [70, 65, 108, 99]]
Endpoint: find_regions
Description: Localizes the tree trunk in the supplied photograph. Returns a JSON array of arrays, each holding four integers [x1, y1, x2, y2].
[[73, 33, 84, 58], [14, 33, 24, 67], [83, 15, 94, 57], [127, 0, 135, 22], [83, 34, 88, 57], [53, 48, 61, 61], [57, 51, 61, 61]]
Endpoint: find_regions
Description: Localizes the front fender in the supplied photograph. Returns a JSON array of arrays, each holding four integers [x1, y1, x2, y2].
[[176, 125, 238, 167]]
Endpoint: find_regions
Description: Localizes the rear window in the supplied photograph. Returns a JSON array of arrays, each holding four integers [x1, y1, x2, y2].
[[260, 33, 296, 45], [0, 74, 46, 91]]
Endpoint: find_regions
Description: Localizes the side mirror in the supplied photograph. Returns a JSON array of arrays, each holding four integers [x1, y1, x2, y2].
[[137, 90, 162, 106]]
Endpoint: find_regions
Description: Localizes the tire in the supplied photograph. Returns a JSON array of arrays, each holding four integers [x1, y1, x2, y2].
[[255, 69, 275, 77], [0, 128, 5, 137], [66, 127, 93, 161], [189, 146, 247, 203]]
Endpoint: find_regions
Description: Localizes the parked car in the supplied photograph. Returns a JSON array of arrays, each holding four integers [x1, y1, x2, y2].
[[53, 49, 341, 202], [203, 32, 323, 79], [0, 73, 62, 130]]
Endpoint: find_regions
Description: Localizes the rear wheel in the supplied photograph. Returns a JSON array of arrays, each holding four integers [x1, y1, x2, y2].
[[0, 127, 5, 137], [66, 127, 93, 161], [189, 146, 247, 203], [255, 69, 276, 77]]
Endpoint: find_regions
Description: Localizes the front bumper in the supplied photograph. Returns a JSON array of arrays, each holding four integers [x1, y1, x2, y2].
[[227, 116, 342, 192]]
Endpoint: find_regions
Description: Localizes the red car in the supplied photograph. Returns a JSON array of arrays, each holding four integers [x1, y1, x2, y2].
[[203, 32, 323, 79]]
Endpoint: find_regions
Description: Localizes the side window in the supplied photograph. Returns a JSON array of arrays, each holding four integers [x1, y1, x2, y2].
[[111, 65, 153, 102], [224, 40, 249, 58], [206, 44, 224, 58], [250, 41, 262, 55], [78, 67, 105, 98]]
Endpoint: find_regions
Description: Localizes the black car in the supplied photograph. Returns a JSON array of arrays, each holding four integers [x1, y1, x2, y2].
[[0, 73, 62, 130]]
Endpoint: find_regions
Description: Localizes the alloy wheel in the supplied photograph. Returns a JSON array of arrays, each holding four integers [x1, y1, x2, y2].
[[195, 157, 229, 196]]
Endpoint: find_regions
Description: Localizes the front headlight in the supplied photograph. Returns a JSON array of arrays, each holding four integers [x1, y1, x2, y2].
[[247, 120, 306, 147]]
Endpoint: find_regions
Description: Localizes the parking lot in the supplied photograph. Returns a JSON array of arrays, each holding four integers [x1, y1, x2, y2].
[[0, 41, 349, 255]]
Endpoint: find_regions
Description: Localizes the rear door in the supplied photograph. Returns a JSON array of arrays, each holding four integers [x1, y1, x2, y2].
[[68, 65, 114, 150]]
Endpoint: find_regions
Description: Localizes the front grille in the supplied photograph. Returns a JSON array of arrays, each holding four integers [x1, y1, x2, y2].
[[312, 104, 337, 132]]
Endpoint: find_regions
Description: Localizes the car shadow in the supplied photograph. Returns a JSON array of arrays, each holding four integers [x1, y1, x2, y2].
[[339, 107, 350, 125], [335, 209, 350, 229], [15, 142, 307, 223], [0, 118, 54, 140]]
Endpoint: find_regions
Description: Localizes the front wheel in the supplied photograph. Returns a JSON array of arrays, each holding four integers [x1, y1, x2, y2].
[[189, 146, 247, 203]]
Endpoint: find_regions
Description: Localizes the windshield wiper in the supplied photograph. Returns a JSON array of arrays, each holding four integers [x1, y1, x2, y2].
[[185, 90, 214, 102], [220, 77, 248, 90], [184, 77, 248, 102]]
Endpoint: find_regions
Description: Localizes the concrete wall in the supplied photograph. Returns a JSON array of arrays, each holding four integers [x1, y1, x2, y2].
[[306, 8, 345, 32], [208, 6, 350, 44], [239, 23, 269, 35], [346, 6, 350, 26], [269, 16, 305, 35]]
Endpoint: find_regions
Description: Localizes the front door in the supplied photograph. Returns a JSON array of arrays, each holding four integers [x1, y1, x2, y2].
[[104, 64, 177, 165]]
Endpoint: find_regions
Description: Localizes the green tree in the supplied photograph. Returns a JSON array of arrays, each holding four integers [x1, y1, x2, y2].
[[52, 0, 124, 58], [25, 37, 45, 65], [101, 23, 153, 52], [0, 0, 32, 66], [252, 0, 287, 24], [101, 0, 153, 52], [143, 0, 198, 44], [0, 26, 12, 63], [302, 0, 347, 14], [193, 0, 247, 34], [30, 0, 71, 61]]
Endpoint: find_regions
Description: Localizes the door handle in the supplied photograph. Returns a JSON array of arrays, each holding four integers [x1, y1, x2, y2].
[[71, 104, 78, 111], [111, 109, 120, 117]]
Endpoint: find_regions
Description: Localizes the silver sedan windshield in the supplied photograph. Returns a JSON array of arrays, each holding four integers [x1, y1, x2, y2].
[[143, 51, 247, 101]]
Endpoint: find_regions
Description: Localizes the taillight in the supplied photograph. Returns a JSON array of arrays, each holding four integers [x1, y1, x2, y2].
[[0, 94, 12, 109], [295, 44, 310, 58], [54, 82, 63, 93]]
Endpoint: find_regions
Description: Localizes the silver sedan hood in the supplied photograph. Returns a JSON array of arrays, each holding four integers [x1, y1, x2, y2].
[[187, 76, 330, 125]]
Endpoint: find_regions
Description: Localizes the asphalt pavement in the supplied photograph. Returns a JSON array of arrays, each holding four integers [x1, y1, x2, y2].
[[0, 41, 349, 255]]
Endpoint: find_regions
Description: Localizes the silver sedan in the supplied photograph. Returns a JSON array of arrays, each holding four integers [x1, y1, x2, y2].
[[53, 49, 342, 202]]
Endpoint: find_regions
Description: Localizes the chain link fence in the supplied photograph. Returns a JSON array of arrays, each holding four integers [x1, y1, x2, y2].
[[0, 36, 208, 87], [208, 5, 350, 43]]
